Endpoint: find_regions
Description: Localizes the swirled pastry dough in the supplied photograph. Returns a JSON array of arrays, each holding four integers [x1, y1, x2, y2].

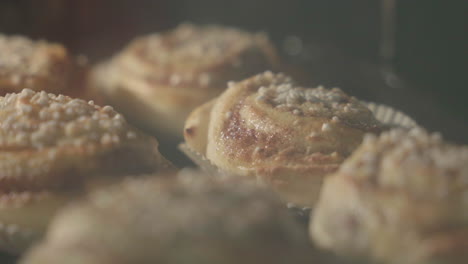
[[93, 23, 279, 137], [0, 89, 172, 253], [311, 129, 468, 264], [0, 35, 88, 98], [184, 72, 382, 206], [21, 171, 319, 264]]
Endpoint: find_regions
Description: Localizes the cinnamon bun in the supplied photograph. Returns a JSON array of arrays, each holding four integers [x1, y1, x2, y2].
[[92, 23, 279, 138], [184, 72, 383, 206], [0, 89, 172, 253], [311, 128, 468, 264], [0, 35, 89, 99], [21, 171, 320, 264]]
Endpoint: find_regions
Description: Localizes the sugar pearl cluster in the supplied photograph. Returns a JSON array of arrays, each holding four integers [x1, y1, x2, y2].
[[257, 82, 353, 116], [143, 24, 252, 65], [0, 35, 36, 71], [0, 34, 62, 77], [0, 89, 137, 149], [252, 72, 377, 128], [342, 128, 468, 198]]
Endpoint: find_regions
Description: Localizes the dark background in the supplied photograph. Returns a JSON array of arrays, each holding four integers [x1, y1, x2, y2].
[[0, 0, 467, 142]]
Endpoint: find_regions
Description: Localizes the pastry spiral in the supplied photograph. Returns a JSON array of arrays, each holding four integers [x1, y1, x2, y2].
[[21, 171, 319, 264], [0, 35, 88, 98], [311, 128, 468, 264], [184, 72, 382, 206], [93, 23, 279, 137], [0, 89, 172, 253]]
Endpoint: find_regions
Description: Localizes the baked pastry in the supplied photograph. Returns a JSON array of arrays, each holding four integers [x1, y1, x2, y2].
[[0, 34, 89, 99], [0, 89, 172, 254], [20, 170, 322, 264], [184, 72, 382, 206], [92, 23, 279, 138], [311, 128, 468, 264]]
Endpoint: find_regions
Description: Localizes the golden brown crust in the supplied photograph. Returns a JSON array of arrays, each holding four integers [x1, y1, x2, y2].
[[185, 72, 382, 206], [0, 35, 89, 98], [21, 171, 317, 264], [183, 99, 216, 154], [311, 128, 468, 264], [93, 23, 279, 137], [0, 89, 172, 254]]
